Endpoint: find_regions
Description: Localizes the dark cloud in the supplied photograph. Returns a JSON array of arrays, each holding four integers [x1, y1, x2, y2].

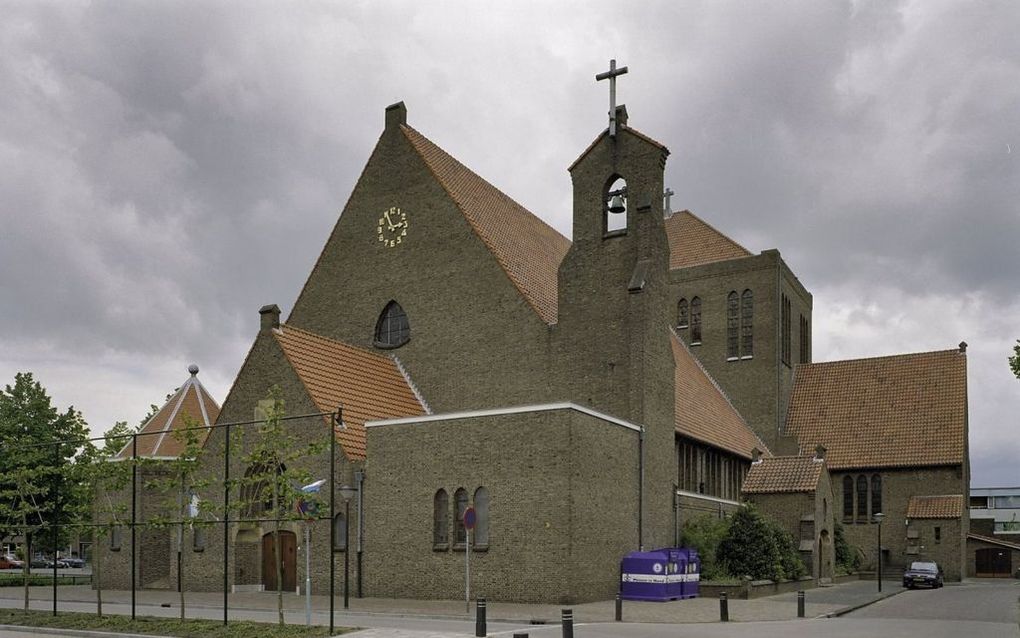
[[1, 1, 1017, 484]]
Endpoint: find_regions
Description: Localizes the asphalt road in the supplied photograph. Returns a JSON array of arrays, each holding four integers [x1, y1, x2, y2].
[[847, 578, 1019, 624]]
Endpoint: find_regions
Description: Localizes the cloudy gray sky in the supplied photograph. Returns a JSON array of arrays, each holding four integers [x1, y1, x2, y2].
[[2, 1, 1017, 485]]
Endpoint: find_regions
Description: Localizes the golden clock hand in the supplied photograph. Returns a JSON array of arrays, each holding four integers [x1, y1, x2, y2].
[[383, 211, 395, 231]]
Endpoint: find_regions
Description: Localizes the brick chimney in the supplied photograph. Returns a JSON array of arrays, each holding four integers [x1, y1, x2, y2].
[[259, 304, 281, 333], [751, 447, 763, 464], [814, 445, 827, 462]]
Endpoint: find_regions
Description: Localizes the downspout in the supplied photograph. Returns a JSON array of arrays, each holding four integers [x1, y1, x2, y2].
[[355, 468, 365, 598], [639, 425, 645, 551]]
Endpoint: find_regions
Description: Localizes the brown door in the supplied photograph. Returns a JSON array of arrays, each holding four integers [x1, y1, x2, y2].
[[262, 531, 297, 591], [975, 547, 1012, 577]]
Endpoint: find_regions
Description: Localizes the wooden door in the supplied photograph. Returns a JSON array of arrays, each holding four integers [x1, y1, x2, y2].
[[975, 547, 1012, 577], [262, 531, 297, 591]]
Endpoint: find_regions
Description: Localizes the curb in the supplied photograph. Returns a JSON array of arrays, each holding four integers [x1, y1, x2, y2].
[[0, 624, 172, 638], [821, 587, 908, 618]]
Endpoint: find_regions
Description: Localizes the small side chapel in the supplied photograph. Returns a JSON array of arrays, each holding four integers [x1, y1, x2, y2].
[[97, 66, 970, 602]]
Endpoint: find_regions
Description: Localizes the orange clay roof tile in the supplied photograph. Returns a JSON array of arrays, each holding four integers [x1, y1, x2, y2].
[[273, 324, 427, 461], [785, 349, 967, 471], [907, 495, 964, 519], [672, 331, 770, 460], [665, 210, 753, 270], [401, 125, 570, 324], [742, 456, 824, 494]]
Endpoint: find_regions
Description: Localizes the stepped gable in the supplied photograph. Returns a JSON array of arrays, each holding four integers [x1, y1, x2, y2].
[[273, 323, 427, 460], [907, 495, 964, 519], [785, 349, 967, 471], [742, 455, 823, 494], [117, 365, 220, 459], [671, 331, 770, 460], [401, 125, 570, 324], [665, 210, 753, 270]]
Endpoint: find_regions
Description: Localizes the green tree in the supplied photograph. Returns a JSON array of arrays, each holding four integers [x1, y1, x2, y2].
[[679, 515, 731, 581], [0, 373, 89, 609], [833, 522, 860, 573], [1009, 340, 1020, 380]]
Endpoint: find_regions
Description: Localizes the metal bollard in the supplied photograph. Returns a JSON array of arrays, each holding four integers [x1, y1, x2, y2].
[[615, 594, 622, 621], [719, 592, 729, 622], [475, 597, 487, 637], [797, 590, 805, 618], [561, 608, 574, 638]]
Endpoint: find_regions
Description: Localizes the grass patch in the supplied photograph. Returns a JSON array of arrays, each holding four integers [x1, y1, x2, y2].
[[0, 608, 353, 637]]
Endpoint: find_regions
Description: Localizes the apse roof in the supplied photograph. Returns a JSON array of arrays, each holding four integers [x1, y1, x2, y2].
[[116, 365, 219, 459]]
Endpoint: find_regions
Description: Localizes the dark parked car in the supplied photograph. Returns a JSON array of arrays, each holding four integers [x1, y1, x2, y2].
[[30, 556, 68, 569], [903, 561, 944, 589], [61, 557, 85, 569]]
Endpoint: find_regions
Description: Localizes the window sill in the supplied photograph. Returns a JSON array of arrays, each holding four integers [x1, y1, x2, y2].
[[677, 324, 689, 330], [740, 355, 753, 360], [373, 338, 410, 350], [433, 543, 449, 552], [691, 341, 702, 347], [602, 229, 627, 239], [473, 544, 489, 553], [726, 357, 739, 362]]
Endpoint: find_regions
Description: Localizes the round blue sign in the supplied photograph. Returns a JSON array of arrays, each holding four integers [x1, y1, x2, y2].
[[464, 507, 477, 530]]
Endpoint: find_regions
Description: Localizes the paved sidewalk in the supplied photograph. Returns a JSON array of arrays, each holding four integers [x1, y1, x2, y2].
[[0, 578, 905, 625]]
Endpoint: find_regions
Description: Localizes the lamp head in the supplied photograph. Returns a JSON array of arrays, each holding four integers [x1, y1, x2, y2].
[[874, 512, 885, 523], [339, 484, 357, 502]]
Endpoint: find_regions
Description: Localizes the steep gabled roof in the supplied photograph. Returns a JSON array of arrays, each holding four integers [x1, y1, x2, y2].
[[401, 125, 570, 324], [672, 331, 770, 460], [117, 366, 220, 459], [907, 495, 964, 519], [785, 349, 967, 471], [567, 124, 669, 172], [742, 455, 824, 494], [665, 210, 753, 270], [273, 324, 427, 460]]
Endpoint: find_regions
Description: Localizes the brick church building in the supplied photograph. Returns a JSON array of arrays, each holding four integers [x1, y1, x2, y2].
[[96, 96, 970, 602]]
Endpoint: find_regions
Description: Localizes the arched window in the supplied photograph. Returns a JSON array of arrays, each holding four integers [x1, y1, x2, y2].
[[842, 476, 853, 521], [333, 513, 347, 551], [870, 475, 882, 519], [741, 289, 754, 357], [604, 176, 628, 234], [677, 299, 689, 329], [433, 489, 449, 548], [690, 297, 702, 344], [856, 475, 869, 523], [726, 292, 739, 359], [374, 300, 410, 348], [473, 487, 489, 547], [454, 488, 469, 545]]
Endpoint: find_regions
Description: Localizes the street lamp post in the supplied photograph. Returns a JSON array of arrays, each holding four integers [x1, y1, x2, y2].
[[874, 512, 885, 592], [339, 484, 357, 610]]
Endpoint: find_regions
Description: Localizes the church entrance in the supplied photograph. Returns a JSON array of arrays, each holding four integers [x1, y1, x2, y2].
[[261, 531, 297, 592], [975, 547, 1012, 578]]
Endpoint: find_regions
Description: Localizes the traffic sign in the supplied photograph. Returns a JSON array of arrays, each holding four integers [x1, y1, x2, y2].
[[464, 507, 476, 530]]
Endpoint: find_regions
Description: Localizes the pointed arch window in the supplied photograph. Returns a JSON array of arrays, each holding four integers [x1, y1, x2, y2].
[[677, 299, 689, 329], [856, 475, 869, 523], [433, 489, 449, 548], [473, 487, 490, 548], [842, 476, 854, 521], [374, 300, 410, 349], [726, 292, 739, 359], [690, 297, 702, 344], [741, 289, 754, 357], [454, 488, 469, 546]]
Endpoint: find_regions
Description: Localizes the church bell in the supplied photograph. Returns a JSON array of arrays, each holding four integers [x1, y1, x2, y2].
[[608, 193, 626, 214]]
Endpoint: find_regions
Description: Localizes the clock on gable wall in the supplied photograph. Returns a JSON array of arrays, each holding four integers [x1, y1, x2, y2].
[[377, 206, 408, 248]]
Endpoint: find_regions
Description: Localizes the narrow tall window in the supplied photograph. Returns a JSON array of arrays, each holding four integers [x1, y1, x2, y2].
[[726, 292, 739, 359], [333, 513, 347, 551], [193, 527, 206, 552], [842, 476, 854, 521], [433, 489, 449, 548], [454, 488, 468, 545], [374, 300, 410, 348], [799, 315, 810, 364], [781, 294, 792, 365], [690, 297, 702, 344], [741, 289, 754, 357], [870, 475, 882, 518], [111, 526, 123, 551], [473, 487, 489, 547], [677, 298, 689, 329], [856, 475, 869, 523]]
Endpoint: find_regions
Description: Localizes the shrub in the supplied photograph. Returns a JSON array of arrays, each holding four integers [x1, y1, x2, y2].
[[718, 504, 805, 581], [834, 522, 860, 572], [679, 514, 731, 581]]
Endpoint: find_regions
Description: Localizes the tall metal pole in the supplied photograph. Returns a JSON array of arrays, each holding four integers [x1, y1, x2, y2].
[[222, 421, 231, 626], [344, 499, 350, 610], [52, 441, 58, 616], [329, 408, 338, 636], [304, 524, 311, 625], [877, 520, 883, 593], [130, 433, 137, 620]]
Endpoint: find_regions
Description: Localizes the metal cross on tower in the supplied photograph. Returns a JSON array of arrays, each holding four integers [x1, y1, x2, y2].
[[663, 188, 675, 216], [596, 59, 628, 137]]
